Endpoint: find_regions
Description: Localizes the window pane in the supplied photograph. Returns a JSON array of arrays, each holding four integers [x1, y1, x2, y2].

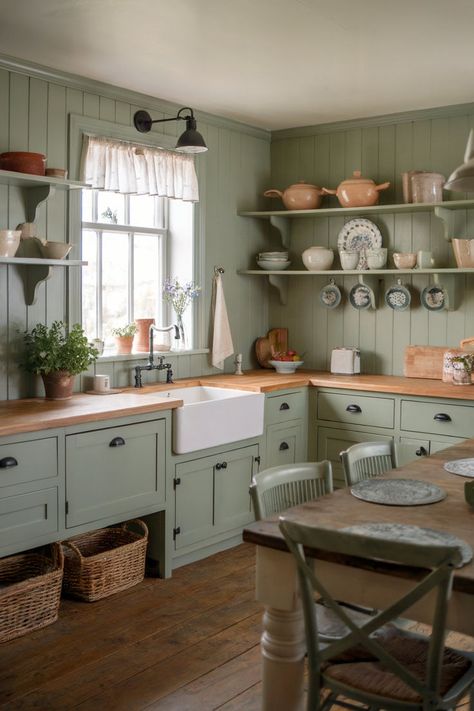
[[134, 234, 161, 321], [82, 190, 93, 221], [82, 230, 98, 339], [102, 232, 129, 342], [130, 194, 156, 227], [97, 191, 125, 225]]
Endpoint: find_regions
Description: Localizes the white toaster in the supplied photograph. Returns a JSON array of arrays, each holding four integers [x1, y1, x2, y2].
[[330, 347, 361, 375]]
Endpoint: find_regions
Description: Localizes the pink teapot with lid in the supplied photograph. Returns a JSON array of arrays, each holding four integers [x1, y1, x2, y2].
[[322, 171, 390, 208], [264, 180, 324, 210]]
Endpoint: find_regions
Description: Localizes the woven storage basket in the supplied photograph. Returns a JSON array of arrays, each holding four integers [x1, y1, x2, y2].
[[62, 519, 148, 602], [0, 543, 63, 643]]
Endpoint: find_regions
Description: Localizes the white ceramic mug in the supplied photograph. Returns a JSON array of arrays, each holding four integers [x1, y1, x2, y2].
[[366, 248, 387, 269], [93, 374, 110, 392], [417, 250, 434, 269], [339, 250, 359, 270]]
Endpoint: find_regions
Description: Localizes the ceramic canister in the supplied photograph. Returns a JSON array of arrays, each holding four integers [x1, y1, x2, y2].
[[442, 349, 464, 383]]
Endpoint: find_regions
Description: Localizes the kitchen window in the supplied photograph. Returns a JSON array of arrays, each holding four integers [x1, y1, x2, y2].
[[81, 189, 194, 351]]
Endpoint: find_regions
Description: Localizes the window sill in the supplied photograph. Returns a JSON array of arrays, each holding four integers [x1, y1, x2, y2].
[[97, 348, 209, 362]]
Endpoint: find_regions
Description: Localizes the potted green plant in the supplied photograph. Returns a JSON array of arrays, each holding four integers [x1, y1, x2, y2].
[[111, 323, 137, 355], [21, 321, 98, 400], [451, 354, 474, 385]]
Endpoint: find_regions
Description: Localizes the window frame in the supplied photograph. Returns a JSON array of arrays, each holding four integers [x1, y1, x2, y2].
[[68, 113, 205, 356]]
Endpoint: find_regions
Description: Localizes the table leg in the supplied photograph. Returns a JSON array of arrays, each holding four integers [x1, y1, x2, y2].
[[261, 605, 306, 711]]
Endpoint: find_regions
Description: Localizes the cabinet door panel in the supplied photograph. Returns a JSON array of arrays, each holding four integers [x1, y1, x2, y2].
[[317, 427, 392, 488], [175, 457, 214, 549], [429, 437, 465, 454], [66, 420, 165, 528], [214, 445, 258, 533], [266, 422, 303, 468], [398, 437, 430, 466], [0, 488, 58, 548]]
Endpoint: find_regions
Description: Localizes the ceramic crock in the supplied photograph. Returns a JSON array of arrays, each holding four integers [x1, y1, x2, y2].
[[302, 246, 334, 271], [264, 181, 324, 210], [322, 171, 390, 208]]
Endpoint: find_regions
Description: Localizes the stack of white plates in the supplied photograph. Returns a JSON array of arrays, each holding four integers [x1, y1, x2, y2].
[[256, 251, 291, 271]]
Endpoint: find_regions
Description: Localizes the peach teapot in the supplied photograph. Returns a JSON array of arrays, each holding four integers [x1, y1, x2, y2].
[[263, 181, 324, 210], [322, 171, 390, 208]]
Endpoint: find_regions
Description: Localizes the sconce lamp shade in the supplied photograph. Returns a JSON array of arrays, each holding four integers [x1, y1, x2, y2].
[[133, 108, 208, 154], [445, 129, 474, 191]]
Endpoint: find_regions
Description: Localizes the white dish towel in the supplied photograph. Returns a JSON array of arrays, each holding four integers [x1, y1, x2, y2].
[[211, 273, 234, 369]]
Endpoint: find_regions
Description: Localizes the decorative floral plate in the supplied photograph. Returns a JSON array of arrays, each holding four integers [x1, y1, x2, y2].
[[337, 218, 382, 270], [343, 523, 472, 568], [349, 283, 373, 310], [350, 478, 447, 505], [384, 280, 411, 311], [444, 458, 474, 478], [421, 284, 446, 311], [320, 280, 342, 309]]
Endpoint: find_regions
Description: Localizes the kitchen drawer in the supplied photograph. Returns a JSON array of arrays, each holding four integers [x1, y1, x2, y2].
[[317, 426, 392, 488], [401, 399, 474, 439], [0, 437, 58, 489], [66, 419, 166, 528], [317, 391, 395, 429], [266, 421, 305, 468], [265, 390, 307, 425], [0, 487, 58, 548]]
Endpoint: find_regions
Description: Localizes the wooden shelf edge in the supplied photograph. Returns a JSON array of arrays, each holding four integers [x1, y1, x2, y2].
[[238, 268, 474, 276], [0, 168, 88, 190], [0, 257, 87, 266]]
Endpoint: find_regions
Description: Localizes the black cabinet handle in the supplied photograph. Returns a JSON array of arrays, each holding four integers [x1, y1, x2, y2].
[[109, 436, 126, 447], [0, 456, 18, 468], [434, 413, 452, 422], [279, 442, 289, 451], [215, 462, 222, 470], [221, 461, 227, 469], [346, 404, 362, 413], [279, 402, 290, 411], [415, 446, 428, 457]]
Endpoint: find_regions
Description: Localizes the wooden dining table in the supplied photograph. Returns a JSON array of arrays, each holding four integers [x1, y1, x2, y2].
[[242, 439, 474, 711]]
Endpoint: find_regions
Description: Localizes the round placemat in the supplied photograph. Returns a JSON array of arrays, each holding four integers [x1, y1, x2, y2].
[[343, 522, 472, 568], [444, 458, 474, 478], [350, 478, 446, 506]]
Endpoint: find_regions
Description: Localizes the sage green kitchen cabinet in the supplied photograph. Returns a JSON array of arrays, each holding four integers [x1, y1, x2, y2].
[[65, 419, 166, 528], [264, 388, 308, 468], [173, 443, 259, 552], [398, 436, 465, 465]]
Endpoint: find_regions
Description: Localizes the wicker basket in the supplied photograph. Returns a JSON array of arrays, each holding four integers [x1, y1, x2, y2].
[[62, 519, 148, 602], [0, 543, 64, 643]]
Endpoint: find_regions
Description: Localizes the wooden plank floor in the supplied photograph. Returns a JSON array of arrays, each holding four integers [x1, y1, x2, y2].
[[0, 543, 472, 710]]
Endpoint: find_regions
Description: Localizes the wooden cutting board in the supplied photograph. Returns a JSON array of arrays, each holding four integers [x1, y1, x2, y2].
[[403, 345, 458, 379], [255, 328, 288, 368]]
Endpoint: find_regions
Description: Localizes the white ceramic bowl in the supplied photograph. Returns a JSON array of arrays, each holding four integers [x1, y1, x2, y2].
[[0, 229, 21, 257], [269, 359, 304, 374], [302, 246, 334, 271], [39, 241, 73, 259], [257, 259, 291, 271]]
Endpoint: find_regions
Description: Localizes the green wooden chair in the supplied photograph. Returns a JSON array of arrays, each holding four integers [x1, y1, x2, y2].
[[249, 461, 333, 521], [250, 462, 376, 641], [279, 517, 474, 711], [340, 440, 398, 487]]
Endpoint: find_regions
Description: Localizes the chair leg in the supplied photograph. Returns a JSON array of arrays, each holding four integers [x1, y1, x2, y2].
[[470, 684, 474, 711]]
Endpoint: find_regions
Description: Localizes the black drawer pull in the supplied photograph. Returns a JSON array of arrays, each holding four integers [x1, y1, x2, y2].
[[415, 446, 428, 457], [279, 402, 290, 411], [434, 413, 451, 423], [279, 442, 289, 451], [109, 436, 126, 447], [221, 461, 227, 469], [215, 462, 222, 470], [0, 456, 18, 469], [346, 404, 362, 414]]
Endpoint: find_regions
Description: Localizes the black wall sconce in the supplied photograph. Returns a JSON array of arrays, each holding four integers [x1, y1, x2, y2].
[[133, 107, 208, 154]]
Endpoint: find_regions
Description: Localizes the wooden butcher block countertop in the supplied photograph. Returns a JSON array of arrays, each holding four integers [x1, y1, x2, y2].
[[0, 370, 473, 437]]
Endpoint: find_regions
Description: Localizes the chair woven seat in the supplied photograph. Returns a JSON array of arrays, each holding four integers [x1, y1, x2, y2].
[[325, 628, 472, 703]]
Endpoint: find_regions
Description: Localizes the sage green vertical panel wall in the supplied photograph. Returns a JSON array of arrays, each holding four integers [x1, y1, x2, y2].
[[270, 106, 474, 375], [0, 58, 271, 397]]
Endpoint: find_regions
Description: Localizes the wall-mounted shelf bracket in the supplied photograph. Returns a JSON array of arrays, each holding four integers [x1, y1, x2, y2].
[[269, 216, 290, 249], [24, 185, 55, 223], [268, 274, 288, 305]]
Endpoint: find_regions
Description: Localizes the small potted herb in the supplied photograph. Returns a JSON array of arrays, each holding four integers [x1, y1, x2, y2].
[[21, 321, 98, 399], [111, 323, 138, 355], [451, 354, 474, 385]]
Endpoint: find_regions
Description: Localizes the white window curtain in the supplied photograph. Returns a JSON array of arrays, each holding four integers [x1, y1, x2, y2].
[[80, 135, 199, 202]]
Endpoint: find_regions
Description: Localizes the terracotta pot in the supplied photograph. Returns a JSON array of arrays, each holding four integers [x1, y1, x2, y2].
[[115, 335, 134, 355], [322, 171, 390, 208], [134, 318, 155, 352], [41, 371, 75, 400], [264, 181, 324, 210], [0, 151, 46, 176]]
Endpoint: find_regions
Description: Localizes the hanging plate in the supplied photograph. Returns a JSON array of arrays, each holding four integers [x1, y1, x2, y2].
[[384, 280, 411, 311], [320, 279, 342, 309], [337, 218, 382, 270]]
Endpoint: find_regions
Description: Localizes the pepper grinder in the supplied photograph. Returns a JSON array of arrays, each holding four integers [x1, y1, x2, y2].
[[234, 353, 243, 376]]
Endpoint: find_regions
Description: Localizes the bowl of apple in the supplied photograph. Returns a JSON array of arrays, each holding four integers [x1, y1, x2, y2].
[[269, 351, 304, 374]]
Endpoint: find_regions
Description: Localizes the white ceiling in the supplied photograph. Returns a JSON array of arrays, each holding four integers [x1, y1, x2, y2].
[[0, 0, 473, 130]]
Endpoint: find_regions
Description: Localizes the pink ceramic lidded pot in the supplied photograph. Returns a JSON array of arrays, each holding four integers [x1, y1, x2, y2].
[[264, 181, 324, 210], [322, 171, 390, 208]]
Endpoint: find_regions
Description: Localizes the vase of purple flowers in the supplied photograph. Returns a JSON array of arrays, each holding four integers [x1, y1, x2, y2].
[[162, 278, 201, 351]]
